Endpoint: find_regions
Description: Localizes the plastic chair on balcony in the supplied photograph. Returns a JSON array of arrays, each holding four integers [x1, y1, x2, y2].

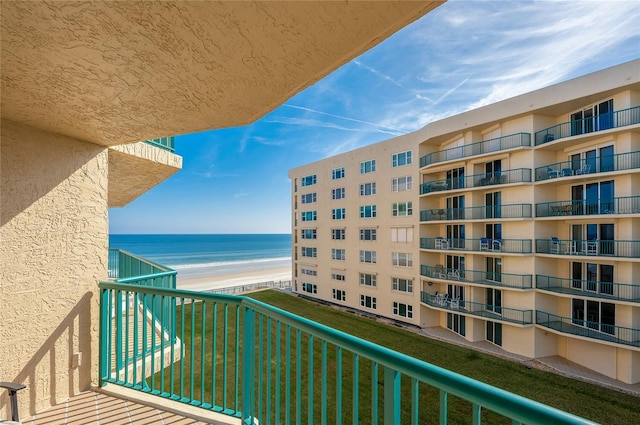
[[547, 167, 560, 179], [435, 238, 449, 250], [565, 240, 578, 255], [449, 297, 460, 309], [492, 239, 502, 251], [550, 237, 560, 254], [448, 269, 461, 280], [586, 240, 598, 255], [562, 168, 573, 177], [575, 164, 591, 175], [480, 238, 489, 251], [1, 382, 26, 424], [432, 264, 445, 278]]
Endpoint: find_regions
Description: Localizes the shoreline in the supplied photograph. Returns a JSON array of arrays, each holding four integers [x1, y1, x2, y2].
[[177, 266, 292, 292]]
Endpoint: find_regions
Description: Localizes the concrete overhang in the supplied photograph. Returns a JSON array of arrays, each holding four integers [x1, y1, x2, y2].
[[1, 1, 444, 146]]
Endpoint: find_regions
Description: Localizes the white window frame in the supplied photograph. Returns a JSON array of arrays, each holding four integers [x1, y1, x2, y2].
[[332, 188, 345, 200], [359, 273, 377, 287], [392, 277, 413, 293], [392, 202, 413, 217], [392, 151, 412, 167], [393, 302, 413, 318], [332, 167, 345, 180], [360, 205, 377, 218], [332, 248, 346, 261], [392, 252, 413, 267], [360, 159, 376, 174], [360, 295, 377, 309], [360, 228, 377, 241], [392, 176, 412, 192], [360, 250, 377, 264], [360, 182, 377, 196], [302, 283, 317, 294], [332, 289, 346, 301], [331, 228, 346, 240], [332, 208, 346, 220], [301, 174, 317, 186]]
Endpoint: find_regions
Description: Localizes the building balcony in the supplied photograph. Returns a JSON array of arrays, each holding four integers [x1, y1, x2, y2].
[[420, 203, 533, 221], [536, 311, 640, 348], [420, 168, 532, 195], [419, 133, 531, 168], [94, 252, 593, 425], [534, 105, 640, 146], [420, 237, 532, 254], [535, 150, 640, 182], [535, 239, 640, 259], [536, 196, 640, 218], [421, 292, 534, 325], [420, 265, 533, 289], [144, 136, 176, 153], [536, 275, 640, 303]]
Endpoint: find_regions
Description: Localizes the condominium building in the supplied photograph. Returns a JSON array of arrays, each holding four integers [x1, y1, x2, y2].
[[289, 59, 640, 384]]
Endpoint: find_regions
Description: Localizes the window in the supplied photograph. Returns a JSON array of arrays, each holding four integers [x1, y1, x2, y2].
[[392, 277, 413, 293], [447, 224, 465, 249], [360, 228, 377, 241], [359, 273, 377, 287], [332, 188, 345, 200], [447, 167, 465, 190], [332, 248, 346, 261], [301, 193, 317, 204], [393, 302, 413, 318], [332, 208, 346, 220], [571, 180, 615, 215], [332, 228, 345, 240], [391, 227, 413, 243], [360, 250, 377, 264], [486, 322, 502, 346], [570, 262, 614, 295], [301, 175, 317, 186], [360, 182, 377, 196], [392, 252, 413, 267], [332, 272, 346, 281], [392, 151, 412, 167], [360, 295, 377, 309], [301, 247, 317, 258], [486, 257, 502, 283], [392, 202, 412, 216], [302, 283, 317, 294], [332, 289, 346, 301], [392, 176, 412, 192], [301, 211, 317, 221], [447, 313, 466, 336], [447, 195, 466, 220], [484, 192, 500, 219], [446, 255, 465, 278], [301, 229, 317, 239], [572, 299, 615, 335], [301, 268, 317, 276], [486, 288, 502, 314], [360, 159, 376, 174], [570, 99, 613, 136], [360, 205, 377, 218], [332, 167, 345, 180]]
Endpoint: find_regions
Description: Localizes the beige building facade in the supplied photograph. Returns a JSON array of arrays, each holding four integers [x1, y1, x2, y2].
[[289, 59, 640, 384]]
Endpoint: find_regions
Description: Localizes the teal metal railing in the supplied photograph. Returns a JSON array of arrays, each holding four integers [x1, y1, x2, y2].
[[420, 237, 532, 254], [535, 239, 640, 258], [420, 265, 533, 289], [535, 106, 640, 145], [534, 150, 640, 181], [420, 133, 531, 168], [420, 203, 532, 221], [536, 311, 640, 348], [420, 292, 533, 325], [420, 168, 531, 195], [144, 136, 175, 153], [99, 281, 594, 424], [536, 196, 640, 217], [536, 275, 640, 302]]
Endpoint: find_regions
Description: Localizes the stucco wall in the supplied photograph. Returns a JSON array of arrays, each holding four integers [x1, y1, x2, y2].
[[0, 119, 107, 418]]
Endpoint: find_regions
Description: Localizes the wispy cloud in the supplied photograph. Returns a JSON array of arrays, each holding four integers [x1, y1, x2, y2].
[[353, 60, 403, 87]]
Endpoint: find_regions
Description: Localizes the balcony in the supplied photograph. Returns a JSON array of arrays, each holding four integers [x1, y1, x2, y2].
[[535, 150, 640, 182], [535, 239, 640, 258], [419, 133, 531, 168], [536, 275, 640, 303], [420, 265, 533, 289], [535, 106, 640, 146], [145, 136, 176, 153], [420, 237, 532, 254], [421, 292, 533, 325], [536, 196, 640, 217], [420, 168, 532, 195], [421, 203, 532, 221], [536, 311, 640, 348], [97, 253, 592, 425]]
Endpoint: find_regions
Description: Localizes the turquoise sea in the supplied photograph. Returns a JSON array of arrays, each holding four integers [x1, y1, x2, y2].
[[109, 234, 292, 278]]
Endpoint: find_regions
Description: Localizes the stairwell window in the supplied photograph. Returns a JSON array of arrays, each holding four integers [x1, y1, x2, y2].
[[392, 176, 412, 192], [360, 159, 376, 174], [332, 167, 345, 180], [360, 250, 377, 264], [360, 205, 377, 218], [392, 202, 413, 216], [301, 174, 317, 186], [392, 151, 412, 167]]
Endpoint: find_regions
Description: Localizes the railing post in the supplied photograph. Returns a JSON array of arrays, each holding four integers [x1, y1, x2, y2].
[[384, 367, 401, 424], [99, 287, 109, 386], [242, 305, 256, 424]]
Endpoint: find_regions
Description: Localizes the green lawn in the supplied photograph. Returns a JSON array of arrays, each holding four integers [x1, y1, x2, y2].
[[153, 291, 639, 424]]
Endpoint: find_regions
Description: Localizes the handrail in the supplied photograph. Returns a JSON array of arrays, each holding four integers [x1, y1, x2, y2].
[[420, 203, 532, 221], [536, 275, 640, 302], [420, 265, 533, 289], [420, 168, 532, 195], [535, 239, 640, 258], [421, 292, 533, 325], [420, 237, 533, 254], [535, 196, 640, 217], [534, 150, 640, 181], [100, 281, 593, 424]]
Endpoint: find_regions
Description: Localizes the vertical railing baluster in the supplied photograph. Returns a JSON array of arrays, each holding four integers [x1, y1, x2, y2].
[[275, 321, 281, 425], [124, 291, 130, 385], [170, 295, 175, 398], [267, 317, 272, 425], [472, 403, 482, 425], [384, 368, 400, 424], [201, 301, 207, 405], [411, 378, 419, 425], [440, 389, 448, 425], [353, 353, 359, 425], [151, 293, 156, 392], [160, 294, 166, 394], [141, 293, 147, 391], [115, 289, 123, 373], [179, 297, 185, 400], [242, 305, 256, 425], [308, 334, 314, 425], [212, 302, 217, 407], [189, 299, 196, 402], [99, 288, 108, 384], [285, 325, 291, 425], [259, 313, 264, 421], [321, 340, 327, 425], [223, 304, 228, 409], [371, 362, 378, 424], [336, 346, 342, 425], [296, 329, 302, 425], [235, 305, 240, 412]]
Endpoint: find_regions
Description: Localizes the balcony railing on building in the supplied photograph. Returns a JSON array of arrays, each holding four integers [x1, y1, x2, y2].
[[535, 150, 640, 182], [144, 136, 176, 153], [536, 311, 640, 348], [100, 253, 593, 425], [420, 203, 532, 221], [420, 133, 531, 168], [534, 106, 640, 146], [536, 275, 640, 303], [420, 168, 532, 195], [420, 237, 532, 254], [535, 238, 640, 258], [420, 265, 533, 289], [421, 292, 533, 325], [536, 196, 640, 217]]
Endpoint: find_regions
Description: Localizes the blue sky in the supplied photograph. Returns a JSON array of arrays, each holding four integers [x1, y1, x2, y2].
[[109, 0, 640, 235]]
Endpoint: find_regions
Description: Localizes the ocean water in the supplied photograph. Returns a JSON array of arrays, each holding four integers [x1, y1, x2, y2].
[[109, 234, 292, 278]]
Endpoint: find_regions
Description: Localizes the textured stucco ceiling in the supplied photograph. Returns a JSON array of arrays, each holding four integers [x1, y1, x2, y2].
[[1, 1, 444, 146]]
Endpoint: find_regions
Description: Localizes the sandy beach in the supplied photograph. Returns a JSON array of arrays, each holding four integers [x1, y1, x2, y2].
[[177, 266, 292, 292]]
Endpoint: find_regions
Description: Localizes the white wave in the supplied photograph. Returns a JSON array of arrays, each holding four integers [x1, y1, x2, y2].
[[169, 256, 292, 270]]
